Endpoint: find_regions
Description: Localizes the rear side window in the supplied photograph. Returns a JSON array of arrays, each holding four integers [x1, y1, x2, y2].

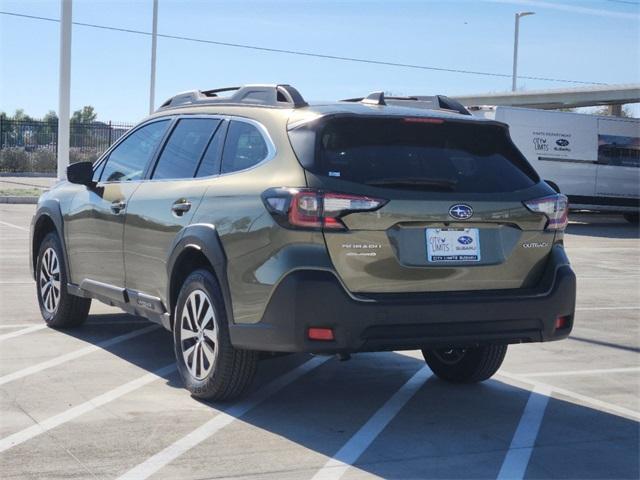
[[152, 118, 221, 180], [293, 117, 538, 193], [100, 120, 169, 182], [221, 121, 269, 174]]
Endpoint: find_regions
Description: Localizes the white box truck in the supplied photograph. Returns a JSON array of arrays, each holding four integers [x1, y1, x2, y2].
[[470, 106, 639, 223]]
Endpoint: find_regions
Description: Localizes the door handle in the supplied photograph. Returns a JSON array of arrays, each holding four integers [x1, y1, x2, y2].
[[171, 200, 192, 216], [111, 200, 126, 214]]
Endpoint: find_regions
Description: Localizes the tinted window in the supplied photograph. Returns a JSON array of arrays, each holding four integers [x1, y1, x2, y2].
[[100, 120, 169, 182], [598, 134, 640, 168], [221, 121, 269, 174], [302, 117, 537, 193], [196, 121, 227, 177], [152, 118, 220, 179]]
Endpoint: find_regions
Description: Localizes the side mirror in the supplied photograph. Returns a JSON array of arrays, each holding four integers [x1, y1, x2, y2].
[[67, 161, 95, 186]]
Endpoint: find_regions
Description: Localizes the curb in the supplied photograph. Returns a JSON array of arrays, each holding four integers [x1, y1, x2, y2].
[[0, 196, 39, 204]]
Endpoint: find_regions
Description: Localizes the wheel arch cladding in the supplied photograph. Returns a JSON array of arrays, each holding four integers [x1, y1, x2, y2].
[[31, 201, 68, 281], [166, 224, 232, 330]]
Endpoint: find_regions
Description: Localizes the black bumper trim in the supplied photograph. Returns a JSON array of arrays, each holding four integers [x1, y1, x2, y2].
[[229, 246, 576, 354]]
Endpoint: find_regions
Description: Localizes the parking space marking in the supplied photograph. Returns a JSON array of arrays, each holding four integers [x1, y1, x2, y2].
[[0, 324, 46, 341], [521, 366, 640, 378], [0, 363, 176, 453], [499, 371, 640, 421], [117, 355, 330, 480], [310, 367, 431, 480], [0, 319, 150, 329], [0, 220, 29, 231], [0, 324, 159, 386], [575, 306, 640, 311], [497, 385, 552, 480]]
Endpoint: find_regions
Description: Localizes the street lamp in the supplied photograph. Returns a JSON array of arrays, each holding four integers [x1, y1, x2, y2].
[[512, 11, 535, 92], [149, 0, 158, 114], [57, 0, 72, 180]]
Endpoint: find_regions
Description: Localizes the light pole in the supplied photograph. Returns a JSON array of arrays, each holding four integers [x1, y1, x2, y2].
[[57, 0, 72, 180], [149, 0, 158, 114], [512, 11, 535, 92]]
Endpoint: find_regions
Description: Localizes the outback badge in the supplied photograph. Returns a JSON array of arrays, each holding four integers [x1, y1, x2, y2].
[[449, 204, 473, 220]]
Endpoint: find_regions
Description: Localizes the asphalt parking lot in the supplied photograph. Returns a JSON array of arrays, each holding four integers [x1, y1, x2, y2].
[[0, 204, 638, 480]]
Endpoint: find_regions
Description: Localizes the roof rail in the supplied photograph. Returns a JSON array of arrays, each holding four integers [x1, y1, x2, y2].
[[158, 84, 308, 111], [342, 92, 471, 116]]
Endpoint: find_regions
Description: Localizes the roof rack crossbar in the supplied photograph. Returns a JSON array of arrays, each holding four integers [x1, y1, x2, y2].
[[158, 84, 308, 111]]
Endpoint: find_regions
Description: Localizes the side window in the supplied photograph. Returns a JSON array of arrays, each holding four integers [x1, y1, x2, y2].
[[196, 121, 227, 177], [100, 120, 169, 182], [220, 121, 269, 174], [152, 118, 221, 180], [597, 134, 640, 168]]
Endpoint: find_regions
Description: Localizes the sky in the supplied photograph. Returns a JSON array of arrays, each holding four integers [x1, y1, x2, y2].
[[1, 0, 639, 123]]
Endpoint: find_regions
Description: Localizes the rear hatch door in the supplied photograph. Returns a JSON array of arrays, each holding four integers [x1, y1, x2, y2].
[[292, 114, 556, 294]]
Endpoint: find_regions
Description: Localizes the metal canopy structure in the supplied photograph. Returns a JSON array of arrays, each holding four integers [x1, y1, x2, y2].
[[452, 84, 640, 110]]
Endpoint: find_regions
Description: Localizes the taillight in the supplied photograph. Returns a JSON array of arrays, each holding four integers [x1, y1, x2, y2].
[[524, 194, 569, 231], [262, 188, 387, 231]]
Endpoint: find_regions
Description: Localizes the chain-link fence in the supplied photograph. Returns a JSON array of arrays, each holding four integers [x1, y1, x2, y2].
[[0, 118, 133, 174]]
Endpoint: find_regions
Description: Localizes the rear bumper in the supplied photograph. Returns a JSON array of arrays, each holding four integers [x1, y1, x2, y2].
[[229, 245, 576, 353]]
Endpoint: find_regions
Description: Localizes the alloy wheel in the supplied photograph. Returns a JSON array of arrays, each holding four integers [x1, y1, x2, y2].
[[39, 247, 61, 314], [180, 289, 218, 380]]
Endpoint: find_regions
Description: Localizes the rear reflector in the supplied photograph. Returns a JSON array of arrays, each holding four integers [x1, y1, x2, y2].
[[554, 316, 570, 329], [308, 327, 334, 341]]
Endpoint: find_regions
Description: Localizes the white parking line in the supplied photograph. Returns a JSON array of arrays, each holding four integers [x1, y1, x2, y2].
[[0, 319, 149, 329], [497, 385, 552, 480], [0, 363, 176, 453], [311, 367, 430, 480], [0, 324, 46, 341], [0, 220, 29, 231], [117, 355, 330, 480], [396, 352, 640, 421], [521, 367, 640, 378], [0, 324, 159, 386], [575, 306, 639, 311], [499, 371, 640, 422]]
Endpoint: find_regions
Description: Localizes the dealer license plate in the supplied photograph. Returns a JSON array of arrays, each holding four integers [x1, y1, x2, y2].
[[426, 228, 481, 262]]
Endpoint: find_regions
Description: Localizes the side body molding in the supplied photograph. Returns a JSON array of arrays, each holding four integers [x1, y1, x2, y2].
[[165, 223, 232, 330], [30, 199, 70, 281]]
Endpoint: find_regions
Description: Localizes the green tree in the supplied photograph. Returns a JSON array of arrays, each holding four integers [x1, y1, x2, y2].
[[13, 109, 33, 122], [70, 106, 97, 147], [71, 106, 97, 124], [43, 110, 58, 123]]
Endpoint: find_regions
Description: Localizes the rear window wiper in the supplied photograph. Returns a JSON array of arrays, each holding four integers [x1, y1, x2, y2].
[[365, 177, 457, 191]]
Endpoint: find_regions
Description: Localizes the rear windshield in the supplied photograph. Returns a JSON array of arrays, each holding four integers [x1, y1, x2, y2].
[[292, 116, 538, 193]]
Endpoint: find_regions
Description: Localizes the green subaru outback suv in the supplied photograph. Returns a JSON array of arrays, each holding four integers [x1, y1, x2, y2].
[[30, 85, 576, 400]]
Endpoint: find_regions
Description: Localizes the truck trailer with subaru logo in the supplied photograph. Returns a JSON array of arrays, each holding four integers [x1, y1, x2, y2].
[[469, 106, 640, 223]]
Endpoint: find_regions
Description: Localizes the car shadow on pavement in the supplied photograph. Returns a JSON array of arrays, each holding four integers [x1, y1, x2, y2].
[[58, 315, 639, 480]]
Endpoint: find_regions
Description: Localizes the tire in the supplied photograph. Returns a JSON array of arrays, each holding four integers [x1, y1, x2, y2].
[[422, 345, 507, 383], [36, 232, 91, 328], [173, 269, 258, 401], [623, 213, 639, 224]]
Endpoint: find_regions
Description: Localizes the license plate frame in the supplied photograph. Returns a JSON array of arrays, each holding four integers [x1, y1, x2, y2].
[[426, 228, 481, 263]]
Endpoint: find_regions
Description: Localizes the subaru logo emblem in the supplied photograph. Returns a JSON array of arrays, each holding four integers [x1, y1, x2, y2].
[[556, 139, 569, 147], [449, 204, 473, 220], [458, 235, 473, 245]]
